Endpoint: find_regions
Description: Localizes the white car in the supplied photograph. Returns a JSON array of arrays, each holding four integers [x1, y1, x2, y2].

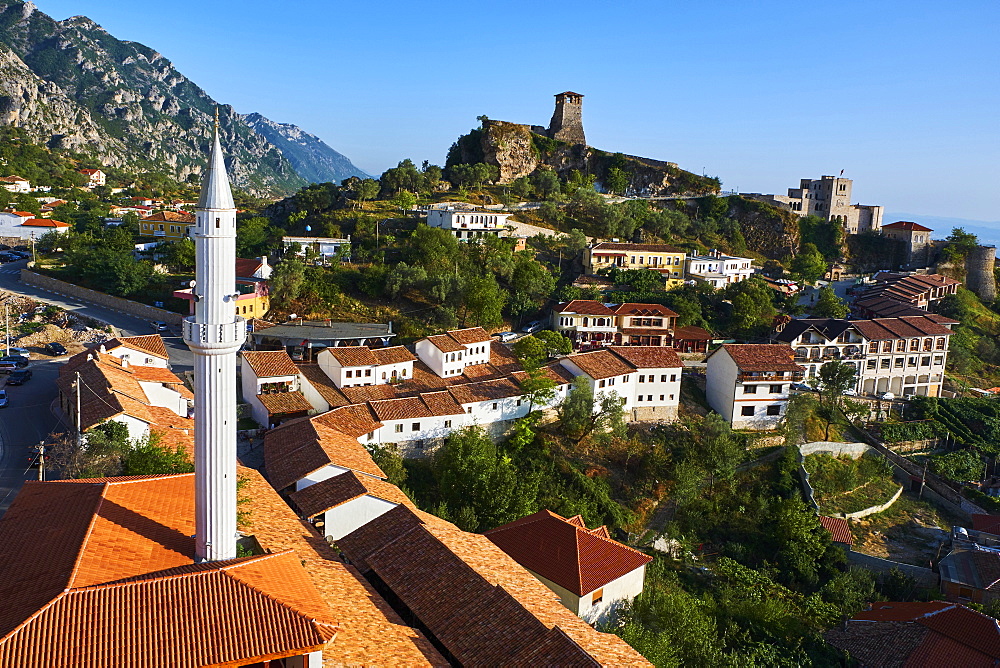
[[521, 320, 544, 334], [879, 392, 895, 401], [843, 389, 858, 397], [6, 348, 29, 359], [493, 331, 518, 343]]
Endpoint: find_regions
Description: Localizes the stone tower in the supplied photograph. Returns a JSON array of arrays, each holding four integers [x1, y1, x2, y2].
[[549, 91, 586, 145], [965, 245, 998, 302], [183, 113, 246, 563]]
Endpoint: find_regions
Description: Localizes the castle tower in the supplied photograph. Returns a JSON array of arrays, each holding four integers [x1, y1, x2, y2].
[[548, 91, 586, 145], [183, 112, 246, 562]]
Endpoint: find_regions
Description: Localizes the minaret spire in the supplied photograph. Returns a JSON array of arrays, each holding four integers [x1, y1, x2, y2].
[[184, 115, 245, 563]]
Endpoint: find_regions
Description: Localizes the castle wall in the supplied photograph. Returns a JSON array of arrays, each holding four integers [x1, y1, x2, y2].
[[549, 93, 586, 145], [965, 245, 998, 302]]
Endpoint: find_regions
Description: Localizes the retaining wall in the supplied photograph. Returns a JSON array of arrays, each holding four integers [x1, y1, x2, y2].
[[842, 485, 904, 519], [800, 441, 870, 458], [846, 551, 938, 588], [20, 270, 183, 325]]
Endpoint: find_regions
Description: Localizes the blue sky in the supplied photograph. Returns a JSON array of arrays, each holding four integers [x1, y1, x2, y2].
[[32, 0, 1000, 224]]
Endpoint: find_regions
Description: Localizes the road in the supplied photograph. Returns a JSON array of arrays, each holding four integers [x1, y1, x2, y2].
[[0, 258, 194, 514]]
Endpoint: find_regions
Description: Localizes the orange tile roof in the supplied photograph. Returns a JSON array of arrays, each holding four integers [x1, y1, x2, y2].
[[149, 425, 194, 460], [608, 345, 683, 369], [296, 365, 350, 407], [419, 390, 466, 416], [369, 396, 435, 422], [143, 210, 195, 223], [511, 362, 577, 386], [564, 349, 635, 379], [855, 601, 953, 622], [613, 303, 679, 317], [290, 470, 416, 518], [325, 346, 380, 366], [338, 506, 652, 666], [485, 509, 652, 596], [716, 343, 804, 373], [341, 383, 399, 403], [21, 218, 69, 227], [819, 515, 855, 545], [425, 333, 465, 353], [258, 390, 313, 415], [110, 334, 170, 359], [883, 220, 932, 232], [372, 345, 417, 365], [313, 403, 382, 438], [264, 413, 385, 490], [242, 350, 299, 378], [236, 466, 447, 666], [446, 326, 491, 345], [0, 474, 340, 667], [130, 365, 186, 384], [555, 299, 617, 316], [235, 257, 265, 278], [447, 377, 522, 404]]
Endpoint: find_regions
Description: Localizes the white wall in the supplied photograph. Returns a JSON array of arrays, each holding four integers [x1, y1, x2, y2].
[[579, 565, 647, 625], [322, 495, 399, 540], [415, 339, 467, 378], [294, 463, 351, 491], [298, 374, 333, 413], [374, 413, 463, 445], [630, 367, 681, 410], [109, 346, 169, 368], [705, 349, 738, 424], [137, 381, 188, 417]]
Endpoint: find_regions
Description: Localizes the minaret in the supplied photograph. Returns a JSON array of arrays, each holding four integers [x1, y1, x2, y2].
[[184, 110, 246, 562]]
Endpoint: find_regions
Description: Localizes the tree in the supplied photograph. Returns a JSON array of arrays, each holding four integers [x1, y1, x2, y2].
[[384, 262, 427, 299], [270, 257, 306, 305], [534, 329, 573, 356], [461, 274, 506, 327], [236, 216, 275, 257], [512, 336, 549, 369], [518, 367, 557, 413], [725, 277, 776, 338], [391, 190, 417, 212], [790, 243, 827, 283], [560, 376, 594, 439], [355, 178, 379, 204], [605, 167, 630, 195], [159, 237, 196, 272], [813, 360, 858, 439], [810, 286, 848, 318], [530, 168, 560, 199], [692, 412, 742, 482], [122, 433, 194, 475]]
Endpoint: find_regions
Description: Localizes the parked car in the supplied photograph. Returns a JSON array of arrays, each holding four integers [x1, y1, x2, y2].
[[0, 390, 7, 408], [0, 253, 17, 263], [791, 382, 813, 391], [6, 369, 32, 385], [879, 392, 895, 401], [0, 356, 28, 368], [289, 345, 305, 361], [151, 321, 168, 332], [9, 251, 29, 259], [843, 389, 858, 397], [6, 348, 30, 359], [45, 342, 67, 356], [493, 331, 518, 343], [521, 320, 544, 334], [0, 361, 19, 373]]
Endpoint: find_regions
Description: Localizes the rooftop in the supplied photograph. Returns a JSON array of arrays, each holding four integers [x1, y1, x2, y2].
[[289, 470, 416, 518], [242, 350, 299, 378], [714, 344, 804, 373], [883, 220, 933, 232], [564, 349, 635, 380], [250, 320, 394, 344]]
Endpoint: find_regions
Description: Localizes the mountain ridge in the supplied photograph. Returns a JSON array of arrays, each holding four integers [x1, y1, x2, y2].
[[244, 112, 370, 184]]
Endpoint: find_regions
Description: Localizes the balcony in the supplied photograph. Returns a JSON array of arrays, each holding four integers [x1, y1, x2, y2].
[[182, 316, 247, 350], [738, 372, 805, 383]]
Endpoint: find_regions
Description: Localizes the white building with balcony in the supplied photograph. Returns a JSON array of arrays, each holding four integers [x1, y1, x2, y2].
[[414, 327, 492, 377], [426, 209, 511, 241], [551, 300, 621, 350], [317, 345, 416, 388], [686, 250, 754, 289], [706, 344, 805, 430]]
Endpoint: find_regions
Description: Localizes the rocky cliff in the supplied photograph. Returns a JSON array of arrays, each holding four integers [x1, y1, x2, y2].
[[244, 113, 369, 185], [0, 1, 359, 197]]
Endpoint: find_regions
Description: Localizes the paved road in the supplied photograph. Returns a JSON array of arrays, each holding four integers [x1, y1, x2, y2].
[[0, 359, 60, 513]]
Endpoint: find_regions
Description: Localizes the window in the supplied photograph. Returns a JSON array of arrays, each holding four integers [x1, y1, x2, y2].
[[647, 395, 652, 401], [907, 357, 917, 367], [412, 422, 420, 431], [599, 380, 606, 388], [670, 374, 676, 382], [467, 407, 472, 413], [638, 375, 645, 383], [638, 395, 643, 402], [881, 358, 891, 369], [959, 587, 973, 601], [894, 358, 904, 368], [770, 384, 782, 393], [492, 402, 498, 410], [934, 355, 943, 365], [346, 370, 353, 378], [661, 375, 668, 382], [444, 420, 452, 428], [668, 394, 673, 400], [744, 385, 757, 394], [215, 217, 220, 228], [921, 357, 931, 366], [867, 360, 877, 370], [592, 588, 604, 605], [365, 369, 372, 377], [766, 405, 781, 416], [395, 424, 404, 433], [741, 406, 755, 416]]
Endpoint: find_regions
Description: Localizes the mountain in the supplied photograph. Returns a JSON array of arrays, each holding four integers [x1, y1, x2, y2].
[[0, 1, 360, 197], [244, 113, 369, 184]]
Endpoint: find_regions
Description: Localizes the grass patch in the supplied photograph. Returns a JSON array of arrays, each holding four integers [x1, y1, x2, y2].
[[805, 452, 899, 515]]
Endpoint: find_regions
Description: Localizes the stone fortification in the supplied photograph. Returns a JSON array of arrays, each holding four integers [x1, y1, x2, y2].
[[965, 245, 998, 302], [548, 91, 586, 145]]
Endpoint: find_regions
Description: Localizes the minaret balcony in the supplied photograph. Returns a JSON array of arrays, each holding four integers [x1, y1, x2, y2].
[[183, 316, 247, 350]]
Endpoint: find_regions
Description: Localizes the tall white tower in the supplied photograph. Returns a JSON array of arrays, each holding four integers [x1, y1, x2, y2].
[[184, 112, 246, 563]]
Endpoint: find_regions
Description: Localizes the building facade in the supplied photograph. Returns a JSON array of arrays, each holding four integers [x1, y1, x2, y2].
[[551, 300, 680, 350], [140, 210, 196, 240], [426, 209, 512, 241], [583, 242, 687, 288], [881, 221, 934, 267], [706, 344, 804, 430], [686, 250, 754, 288], [744, 175, 884, 234]]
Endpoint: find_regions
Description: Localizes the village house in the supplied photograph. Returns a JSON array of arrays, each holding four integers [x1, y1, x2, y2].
[[79, 168, 106, 187], [583, 242, 687, 288], [705, 344, 804, 430], [551, 300, 707, 351], [485, 510, 653, 623], [881, 221, 934, 267], [426, 208, 512, 241], [283, 235, 351, 260], [318, 345, 416, 387], [0, 214, 70, 240], [685, 249, 754, 288], [414, 327, 493, 377], [772, 314, 956, 397], [140, 210, 196, 240], [852, 272, 960, 319], [0, 175, 30, 192], [174, 256, 272, 319], [241, 350, 317, 427]]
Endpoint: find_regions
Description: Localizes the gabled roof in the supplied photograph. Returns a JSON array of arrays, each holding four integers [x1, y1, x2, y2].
[[423, 327, 491, 353], [972, 514, 1000, 535], [883, 220, 933, 232], [0, 475, 339, 667], [591, 242, 684, 253], [106, 334, 170, 360], [713, 344, 803, 373], [608, 346, 682, 369], [296, 365, 351, 408], [819, 516, 854, 545], [290, 470, 415, 518], [373, 345, 417, 365], [612, 303, 679, 317], [424, 334, 464, 353], [258, 390, 313, 415], [21, 218, 69, 227], [554, 300, 616, 316], [313, 403, 383, 438], [242, 350, 299, 378], [772, 318, 855, 344], [563, 349, 635, 379], [142, 210, 195, 223], [447, 377, 522, 404], [325, 346, 380, 366], [235, 257, 265, 278], [338, 505, 652, 667], [485, 509, 652, 596]]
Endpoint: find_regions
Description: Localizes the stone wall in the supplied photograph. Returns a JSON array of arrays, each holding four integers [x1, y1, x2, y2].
[[846, 551, 938, 588], [965, 245, 998, 302], [800, 441, 871, 458], [841, 485, 904, 519], [20, 270, 183, 325]]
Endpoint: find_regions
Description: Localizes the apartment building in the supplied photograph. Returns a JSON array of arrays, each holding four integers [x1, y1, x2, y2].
[[426, 208, 512, 241], [139, 210, 195, 240], [583, 242, 687, 288], [686, 250, 754, 288], [772, 314, 957, 397], [551, 300, 679, 350], [706, 344, 805, 430], [414, 327, 493, 376], [853, 272, 960, 319]]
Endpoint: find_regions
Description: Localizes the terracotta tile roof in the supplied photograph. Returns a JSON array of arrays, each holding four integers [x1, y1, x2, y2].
[[22, 218, 70, 227], [0, 474, 342, 667], [592, 241, 685, 253], [564, 349, 635, 380], [145, 406, 193, 430], [612, 303, 679, 317], [372, 345, 417, 365], [296, 365, 351, 407], [235, 257, 265, 277], [264, 412, 385, 490], [485, 509, 652, 595], [242, 350, 299, 378], [971, 514, 1000, 535], [130, 365, 186, 384], [236, 466, 447, 666], [425, 333, 465, 353], [850, 315, 955, 341], [313, 403, 383, 438], [511, 362, 576, 387], [369, 396, 435, 422], [446, 326, 491, 345], [338, 506, 651, 667], [149, 425, 194, 460], [447, 377, 522, 404], [673, 325, 713, 340], [143, 210, 195, 223], [716, 344, 804, 373], [325, 346, 379, 366], [341, 383, 399, 403], [819, 516, 854, 545], [883, 220, 933, 232], [290, 470, 415, 518], [100, 334, 170, 360], [608, 345, 683, 369], [57, 356, 157, 431], [258, 390, 313, 415], [855, 601, 953, 622], [419, 390, 466, 416], [555, 300, 617, 316]]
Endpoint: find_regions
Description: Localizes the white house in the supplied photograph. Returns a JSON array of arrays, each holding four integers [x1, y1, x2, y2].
[[368, 391, 466, 454], [551, 300, 619, 350], [282, 236, 351, 259], [559, 347, 683, 420], [706, 344, 804, 430], [686, 250, 754, 288], [317, 345, 416, 388], [0, 216, 71, 241], [101, 335, 172, 368], [485, 510, 653, 624], [426, 209, 511, 241], [241, 350, 318, 427], [289, 470, 417, 541], [414, 327, 492, 378], [0, 175, 31, 192], [79, 169, 106, 188]]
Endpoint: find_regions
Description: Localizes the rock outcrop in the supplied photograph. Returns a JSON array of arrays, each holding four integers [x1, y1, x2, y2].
[[244, 112, 369, 185]]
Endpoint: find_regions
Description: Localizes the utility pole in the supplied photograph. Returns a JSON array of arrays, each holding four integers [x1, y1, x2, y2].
[[37, 442, 45, 482], [4, 298, 8, 356], [75, 371, 82, 447], [30, 231, 36, 264]]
